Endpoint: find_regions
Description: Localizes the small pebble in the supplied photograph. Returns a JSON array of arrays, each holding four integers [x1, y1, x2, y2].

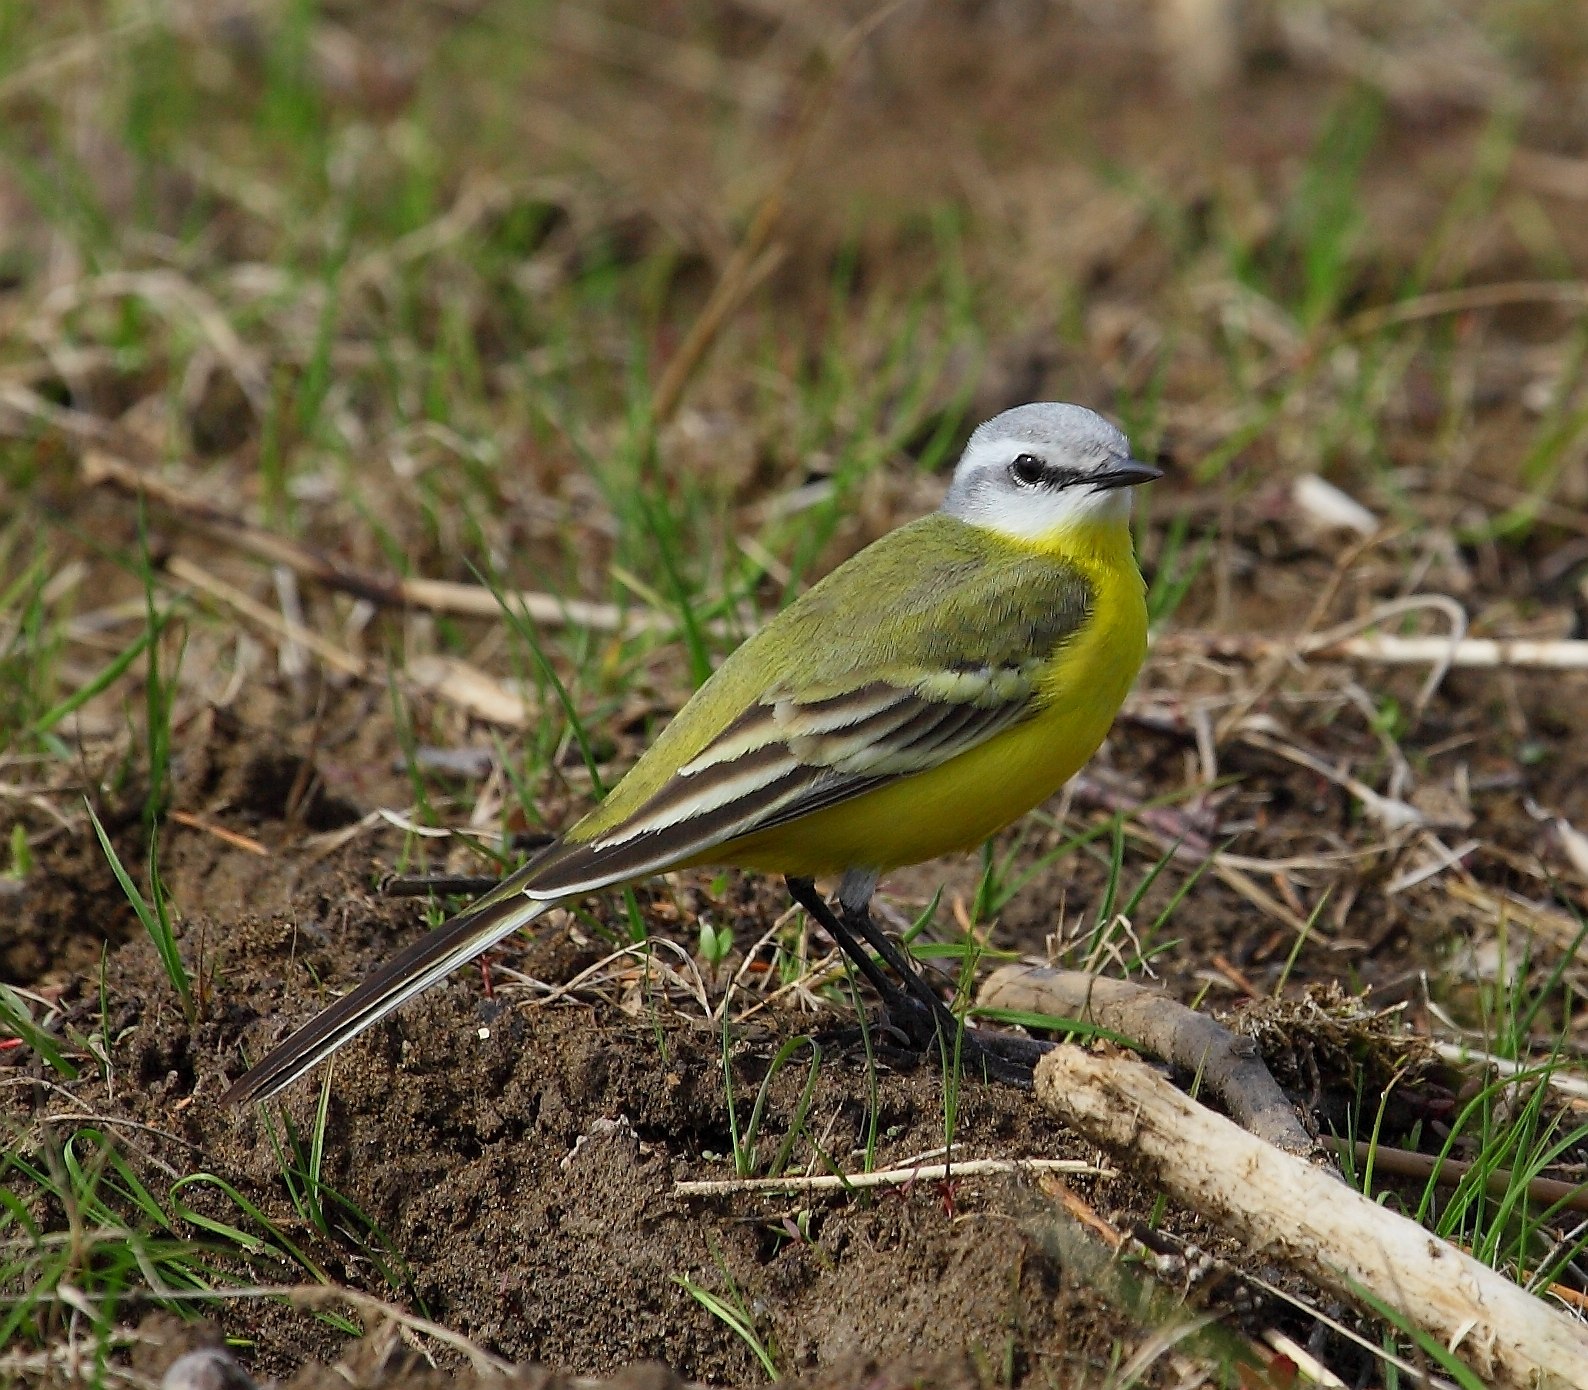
[[161, 1348, 258, 1390]]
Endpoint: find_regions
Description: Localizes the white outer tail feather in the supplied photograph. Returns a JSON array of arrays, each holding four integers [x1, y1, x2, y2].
[[223, 892, 553, 1103]]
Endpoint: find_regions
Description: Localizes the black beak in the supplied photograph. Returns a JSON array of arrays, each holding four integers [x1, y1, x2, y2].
[[1090, 458, 1164, 491]]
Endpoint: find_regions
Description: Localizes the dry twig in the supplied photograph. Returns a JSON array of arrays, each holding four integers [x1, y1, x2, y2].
[[1158, 627, 1588, 673], [675, 1156, 1110, 1198], [81, 449, 660, 636], [978, 964, 1314, 1155], [1331, 1137, 1588, 1215], [1036, 1046, 1588, 1390]]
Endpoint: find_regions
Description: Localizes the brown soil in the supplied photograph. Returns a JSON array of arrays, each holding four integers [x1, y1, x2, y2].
[[8, 736, 1222, 1388], [8, 3, 1588, 1386], [9, 551, 1583, 1388]]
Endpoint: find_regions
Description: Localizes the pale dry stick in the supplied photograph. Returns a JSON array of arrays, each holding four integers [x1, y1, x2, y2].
[[1215, 846, 1386, 874], [38, 270, 269, 417], [406, 654, 531, 728], [1160, 626, 1588, 675], [81, 448, 665, 637], [1036, 1046, 1588, 1390], [167, 550, 621, 729], [1296, 594, 1469, 715], [271, 565, 310, 683], [648, 0, 909, 427], [163, 556, 366, 680], [1328, 1135, 1588, 1215], [1332, 633, 1588, 671], [371, 808, 459, 840], [1204, 592, 1468, 737], [675, 1155, 1111, 1197], [1263, 1332, 1348, 1390], [977, 964, 1314, 1156], [1383, 834, 1481, 895], [1430, 1039, 1588, 1104]]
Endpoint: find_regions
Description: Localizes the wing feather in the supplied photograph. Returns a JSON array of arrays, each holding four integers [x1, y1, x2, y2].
[[226, 529, 1100, 1102], [522, 667, 1044, 898]]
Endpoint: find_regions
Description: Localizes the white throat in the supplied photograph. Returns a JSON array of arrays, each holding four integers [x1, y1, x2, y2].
[[942, 435, 1135, 543]]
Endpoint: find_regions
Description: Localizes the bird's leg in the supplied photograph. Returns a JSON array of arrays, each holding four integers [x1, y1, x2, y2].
[[785, 877, 922, 1030], [787, 875, 1031, 1087], [833, 871, 965, 1051]]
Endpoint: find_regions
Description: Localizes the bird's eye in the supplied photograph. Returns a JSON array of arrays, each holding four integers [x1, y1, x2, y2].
[[1009, 453, 1046, 486]]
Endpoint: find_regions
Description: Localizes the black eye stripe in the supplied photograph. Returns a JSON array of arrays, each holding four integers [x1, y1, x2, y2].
[[1007, 454, 1083, 489]]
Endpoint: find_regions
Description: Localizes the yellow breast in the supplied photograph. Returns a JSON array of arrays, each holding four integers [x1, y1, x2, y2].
[[711, 521, 1148, 878]]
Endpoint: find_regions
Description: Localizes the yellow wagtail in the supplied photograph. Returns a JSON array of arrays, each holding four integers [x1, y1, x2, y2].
[[225, 402, 1159, 1102]]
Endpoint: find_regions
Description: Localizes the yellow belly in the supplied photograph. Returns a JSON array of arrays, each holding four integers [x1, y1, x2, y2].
[[706, 552, 1147, 878]]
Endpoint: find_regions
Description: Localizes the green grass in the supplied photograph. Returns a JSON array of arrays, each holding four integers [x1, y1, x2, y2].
[[86, 802, 192, 1024], [721, 1028, 823, 1180], [6, 0, 1588, 1381], [1419, 920, 1588, 1288], [1335, 911, 1588, 1371], [0, 1121, 359, 1353], [676, 1244, 780, 1380], [0, 985, 78, 1081]]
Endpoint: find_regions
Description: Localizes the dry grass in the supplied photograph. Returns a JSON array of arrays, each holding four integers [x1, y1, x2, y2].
[[4, 1, 1588, 1385]]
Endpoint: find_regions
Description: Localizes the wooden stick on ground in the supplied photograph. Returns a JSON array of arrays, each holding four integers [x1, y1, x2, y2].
[[82, 449, 661, 637], [1035, 1045, 1588, 1390], [674, 1156, 1111, 1198], [978, 964, 1315, 1156], [1156, 627, 1588, 672], [1328, 1137, 1588, 1216]]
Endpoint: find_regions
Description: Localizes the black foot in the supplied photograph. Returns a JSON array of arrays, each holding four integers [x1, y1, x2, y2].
[[785, 877, 1032, 1089]]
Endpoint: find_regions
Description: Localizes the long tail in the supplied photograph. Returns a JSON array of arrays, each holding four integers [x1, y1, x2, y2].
[[222, 887, 554, 1105]]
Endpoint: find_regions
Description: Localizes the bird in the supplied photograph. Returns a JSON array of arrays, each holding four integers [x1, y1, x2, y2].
[[223, 402, 1160, 1103]]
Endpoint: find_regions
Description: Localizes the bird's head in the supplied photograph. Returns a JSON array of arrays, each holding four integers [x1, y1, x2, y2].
[[942, 403, 1161, 544]]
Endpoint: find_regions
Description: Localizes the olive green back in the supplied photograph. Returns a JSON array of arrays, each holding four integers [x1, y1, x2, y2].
[[568, 513, 1093, 842]]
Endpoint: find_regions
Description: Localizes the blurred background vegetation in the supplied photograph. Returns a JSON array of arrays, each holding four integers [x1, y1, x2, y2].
[[5, 2, 1588, 1385]]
